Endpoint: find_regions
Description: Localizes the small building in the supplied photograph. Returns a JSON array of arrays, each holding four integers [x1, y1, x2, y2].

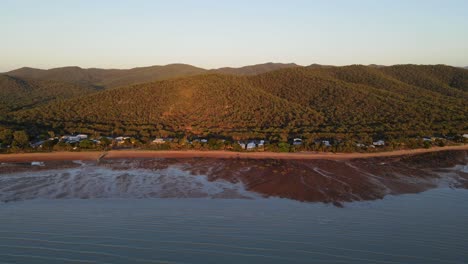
[[76, 134, 88, 140], [293, 138, 302, 146], [463, 134, 468, 139], [238, 141, 246, 150], [373, 140, 385, 146], [67, 136, 81, 143], [422, 137, 432, 142], [355, 143, 365, 147], [152, 138, 165, 144], [31, 161, 45, 166], [257, 140, 265, 148], [246, 142, 256, 150], [321, 140, 331, 147], [200, 139, 208, 143]]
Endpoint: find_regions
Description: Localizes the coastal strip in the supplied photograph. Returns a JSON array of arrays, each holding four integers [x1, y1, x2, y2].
[[0, 145, 467, 162]]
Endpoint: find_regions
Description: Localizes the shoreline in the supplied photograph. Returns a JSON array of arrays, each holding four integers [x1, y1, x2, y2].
[[0, 144, 466, 162]]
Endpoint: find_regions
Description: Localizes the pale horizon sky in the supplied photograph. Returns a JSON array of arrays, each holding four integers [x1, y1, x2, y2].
[[1, 0, 468, 72]]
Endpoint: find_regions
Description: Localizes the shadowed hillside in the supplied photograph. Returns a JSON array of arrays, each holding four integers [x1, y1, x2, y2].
[[7, 64, 207, 89], [0, 74, 101, 115], [6, 63, 302, 89]]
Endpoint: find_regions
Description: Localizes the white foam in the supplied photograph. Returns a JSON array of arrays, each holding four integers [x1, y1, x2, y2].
[[0, 164, 259, 202]]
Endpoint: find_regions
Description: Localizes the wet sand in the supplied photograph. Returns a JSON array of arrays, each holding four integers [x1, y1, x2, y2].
[[1, 149, 467, 206], [0, 144, 467, 162]]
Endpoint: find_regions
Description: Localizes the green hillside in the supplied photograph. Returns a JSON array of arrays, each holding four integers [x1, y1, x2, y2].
[[250, 65, 467, 132], [0, 74, 100, 115], [4, 65, 468, 141]]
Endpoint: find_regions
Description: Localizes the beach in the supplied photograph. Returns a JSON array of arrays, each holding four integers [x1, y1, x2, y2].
[[0, 144, 467, 162]]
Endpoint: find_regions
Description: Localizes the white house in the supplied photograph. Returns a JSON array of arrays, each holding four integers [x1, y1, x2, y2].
[[293, 138, 302, 145], [76, 134, 88, 140], [152, 138, 165, 144], [257, 140, 265, 148], [322, 140, 331, 147], [247, 142, 256, 150], [200, 139, 208, 143], [67, 136, 81, 142], [463, 134, 468, 139], [238, 141, 246, 149], [373, 140, 385, 146]]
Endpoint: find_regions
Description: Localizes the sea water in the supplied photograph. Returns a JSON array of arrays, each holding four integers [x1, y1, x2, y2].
[[1, 188, 467, 264]]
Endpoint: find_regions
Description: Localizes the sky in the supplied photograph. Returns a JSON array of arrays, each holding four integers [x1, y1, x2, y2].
[[1, 0, 467, 72]]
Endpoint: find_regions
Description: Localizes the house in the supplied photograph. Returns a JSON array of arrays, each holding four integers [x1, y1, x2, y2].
[[355, 143, 365, 147], [246, 142, 256, 150], [373, 140, 385, 146], [463, 134, 468, 139], [115, 136, 130, 144], [200, 139, 208, 143], [422, 137, 432, 142], [67, 136, 81, 143], [257, 140, 265, 148], [293, 138, 302, 146], [31, 161, 45, 166], [238, 141, 246, 150], [76, 134, 88, 140], [321, 140, 331, 147], [152, 138, 165, 144]]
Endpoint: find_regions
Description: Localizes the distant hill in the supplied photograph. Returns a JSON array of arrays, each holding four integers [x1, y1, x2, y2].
[[0, 74, 100, 115], [7, 64, 207, 89], [7, 65, 467, 139], [6, 63, 301, 89], [212, 63, 299, 76]]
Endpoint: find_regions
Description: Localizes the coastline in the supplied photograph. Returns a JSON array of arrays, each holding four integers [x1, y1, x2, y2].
[[0, 144, 466, 162]]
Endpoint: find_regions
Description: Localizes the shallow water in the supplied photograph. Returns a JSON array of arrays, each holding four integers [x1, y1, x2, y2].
[[1, 188, 468, 264]]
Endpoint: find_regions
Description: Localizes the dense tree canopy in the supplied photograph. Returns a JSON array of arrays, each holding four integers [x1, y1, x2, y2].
[[1, 64, 467, 142]]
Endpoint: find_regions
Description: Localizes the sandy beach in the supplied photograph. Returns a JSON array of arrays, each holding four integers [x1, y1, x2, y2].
[[0, 144, 466, 162]]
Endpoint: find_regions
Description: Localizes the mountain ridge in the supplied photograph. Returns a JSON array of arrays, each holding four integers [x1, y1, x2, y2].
[[6, 63, 301, 89]]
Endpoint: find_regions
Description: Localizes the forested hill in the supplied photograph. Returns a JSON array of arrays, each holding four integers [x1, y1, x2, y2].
[[5, 63, 300, 89], [6, 64, 468, 140], [6, 64, 207, 89], [0, 74, 101, 115]]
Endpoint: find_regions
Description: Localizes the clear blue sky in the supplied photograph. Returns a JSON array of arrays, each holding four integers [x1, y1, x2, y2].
[[1, 0, 467, 71]]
